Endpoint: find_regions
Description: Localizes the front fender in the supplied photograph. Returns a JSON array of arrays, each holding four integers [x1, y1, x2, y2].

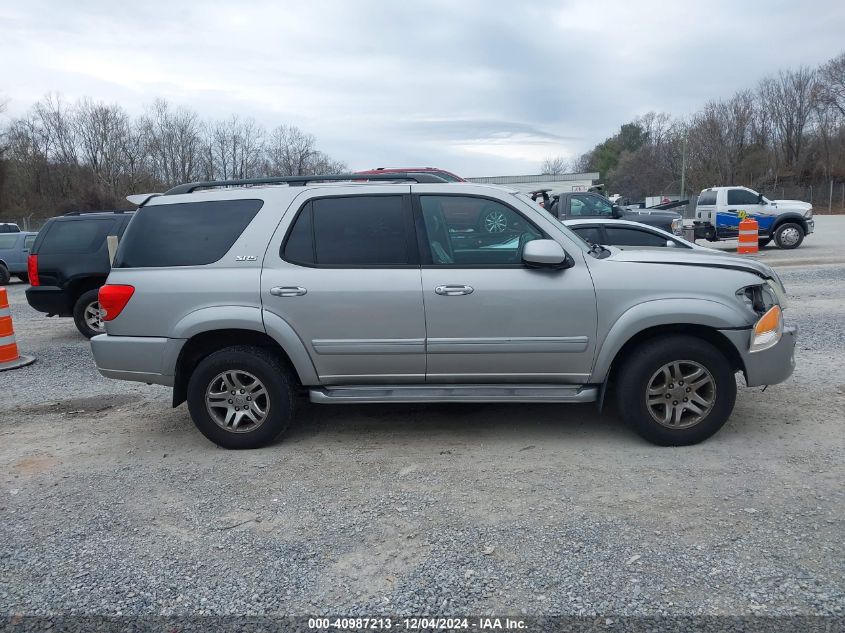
[[590, 298, 750, 382]]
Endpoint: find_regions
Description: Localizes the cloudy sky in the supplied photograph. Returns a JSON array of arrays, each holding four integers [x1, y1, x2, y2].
[[1, 0, 843, 176]]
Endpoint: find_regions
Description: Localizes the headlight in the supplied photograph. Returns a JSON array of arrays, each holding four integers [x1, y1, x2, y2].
[[804, 207, 813, 218], [737, 283, 778, 314], [671, 218, 683, 235], [750, 305, 783, 353]]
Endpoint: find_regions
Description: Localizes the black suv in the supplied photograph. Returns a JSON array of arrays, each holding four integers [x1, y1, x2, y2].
[[26, 210, 133, 337]]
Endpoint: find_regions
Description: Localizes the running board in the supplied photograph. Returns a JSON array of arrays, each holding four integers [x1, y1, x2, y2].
[[309, 384, 599, 404]]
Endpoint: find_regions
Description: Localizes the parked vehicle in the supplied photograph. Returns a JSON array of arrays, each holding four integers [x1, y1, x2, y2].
[[563, 219, 712, 251], [91, 174, 796, 449], [25, 210, 133, 337], [0, 231, 37, 284], [0, 222, 22, 233], [693, 186, 814, 249], [547, 191, 684, 236]]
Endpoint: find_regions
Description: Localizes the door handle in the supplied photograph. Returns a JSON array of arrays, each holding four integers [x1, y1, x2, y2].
[[435, 285, 474, 296], [270, 286, 307, 297]]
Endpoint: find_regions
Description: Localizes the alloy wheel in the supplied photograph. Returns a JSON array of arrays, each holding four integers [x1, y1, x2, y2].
[[205, 370, 270, 433], [646, 360, 716, 429]]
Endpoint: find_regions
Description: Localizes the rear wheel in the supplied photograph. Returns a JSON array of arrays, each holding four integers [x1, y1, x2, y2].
[[615, 335, 737, 446], [16, 273, 29, 283], [187, 346, 295, 449], [72, 289, 105, 338], [0, 264, 10, 286], [774, 222, 804, 249]]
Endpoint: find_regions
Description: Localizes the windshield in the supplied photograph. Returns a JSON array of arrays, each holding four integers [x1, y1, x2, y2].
[[512, 192, 592, 250]]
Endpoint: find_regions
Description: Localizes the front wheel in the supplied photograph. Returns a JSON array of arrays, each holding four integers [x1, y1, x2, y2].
[[615, 335, 737, 446], [72, 289, 105, 338], [478, 207, 509, 234], [758, 238, 772, 248], [774, 222, 804, 249], [187, 346, 295, 449]]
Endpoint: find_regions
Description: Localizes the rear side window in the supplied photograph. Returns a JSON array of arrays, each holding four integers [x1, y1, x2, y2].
[[697, 190, 717, 206], [0, 234, 17, 249], [115, 200, 262, 268], [24, 235, 36, 249], [282, 196, 412, 266], [39, 218, 115, 254]]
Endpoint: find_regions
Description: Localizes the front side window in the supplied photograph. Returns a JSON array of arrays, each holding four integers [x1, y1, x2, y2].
[[605, 226, 669, 247], [115, 200, 262, 268], [727, 189, 760, 206], [570, 194, 613, 217], [283, 195, 412, 266], [420, 195, 542, 266]]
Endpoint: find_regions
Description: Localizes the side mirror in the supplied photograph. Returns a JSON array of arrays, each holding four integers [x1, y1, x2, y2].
[[757, 193, 764, 204], [611, 205, 623, 219], [522, 239, 572, 269], [665, 240, 677, 248]]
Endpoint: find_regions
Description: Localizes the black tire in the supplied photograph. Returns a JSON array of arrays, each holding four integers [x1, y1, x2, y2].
[[187, 346, 295, 449], [0, 264, 10, 286], [17, 273, 29, 283], [615, 335, 737, 446], [758, 238, 772, 248], [72, 289, 105, 339], [773, 222, 804, 249]]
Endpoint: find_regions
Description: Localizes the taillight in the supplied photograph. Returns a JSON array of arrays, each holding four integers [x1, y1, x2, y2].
[[98, 285, 135, 321], [27, 254, 39, 286]]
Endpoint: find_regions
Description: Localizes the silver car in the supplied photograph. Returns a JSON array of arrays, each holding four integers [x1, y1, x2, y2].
[[91, 174, 796, 449]]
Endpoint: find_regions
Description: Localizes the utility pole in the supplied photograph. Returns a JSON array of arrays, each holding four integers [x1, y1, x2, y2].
[[679, 132, 687, 201]]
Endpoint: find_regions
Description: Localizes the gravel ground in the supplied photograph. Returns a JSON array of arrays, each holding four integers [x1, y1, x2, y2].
[[0, 263, 843, 620]]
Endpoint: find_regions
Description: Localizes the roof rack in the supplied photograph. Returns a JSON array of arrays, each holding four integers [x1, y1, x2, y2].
[[163, 172, 448, 196], [62, 209, 131, 216]]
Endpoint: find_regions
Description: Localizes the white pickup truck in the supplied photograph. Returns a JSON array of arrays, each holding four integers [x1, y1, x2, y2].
[[693, 186, 814, 249]]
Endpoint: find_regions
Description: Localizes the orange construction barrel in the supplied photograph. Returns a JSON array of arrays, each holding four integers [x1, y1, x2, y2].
[[0, 288, 36, 372], [737, 217, 759, 255]]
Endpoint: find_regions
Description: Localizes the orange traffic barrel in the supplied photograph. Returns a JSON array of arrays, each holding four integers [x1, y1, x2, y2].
[[737, 216, 759, 255], [0, 288, 36, 372]]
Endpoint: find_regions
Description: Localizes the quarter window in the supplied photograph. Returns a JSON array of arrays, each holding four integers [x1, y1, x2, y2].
[[40, 219, 115, 255], [115, 200, 262, 268], [283, 196, 413, 266]]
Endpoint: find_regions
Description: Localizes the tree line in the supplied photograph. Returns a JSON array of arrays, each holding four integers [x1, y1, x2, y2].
[[0, 96, 347, 220], [542, 51, 845, 208]]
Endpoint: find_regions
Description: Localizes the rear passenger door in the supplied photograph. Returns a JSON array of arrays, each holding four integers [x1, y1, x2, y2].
[[261, 187, 427, 384]]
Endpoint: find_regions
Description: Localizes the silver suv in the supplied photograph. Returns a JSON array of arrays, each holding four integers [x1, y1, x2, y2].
[[91, 174, 796, 449]]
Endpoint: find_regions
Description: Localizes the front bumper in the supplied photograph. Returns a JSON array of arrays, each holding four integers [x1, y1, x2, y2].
[[90, 334, 185, 387], [806, 218, 814, 235], [25, 286, 71, 316], [719, 324, 797, 387]]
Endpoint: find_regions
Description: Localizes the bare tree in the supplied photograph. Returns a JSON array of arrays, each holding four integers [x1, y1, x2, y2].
[[540, 155, 570, 174], [203, 116, 265, 180], [818, 52, 845, 118], [759, 67, 818, 172]]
